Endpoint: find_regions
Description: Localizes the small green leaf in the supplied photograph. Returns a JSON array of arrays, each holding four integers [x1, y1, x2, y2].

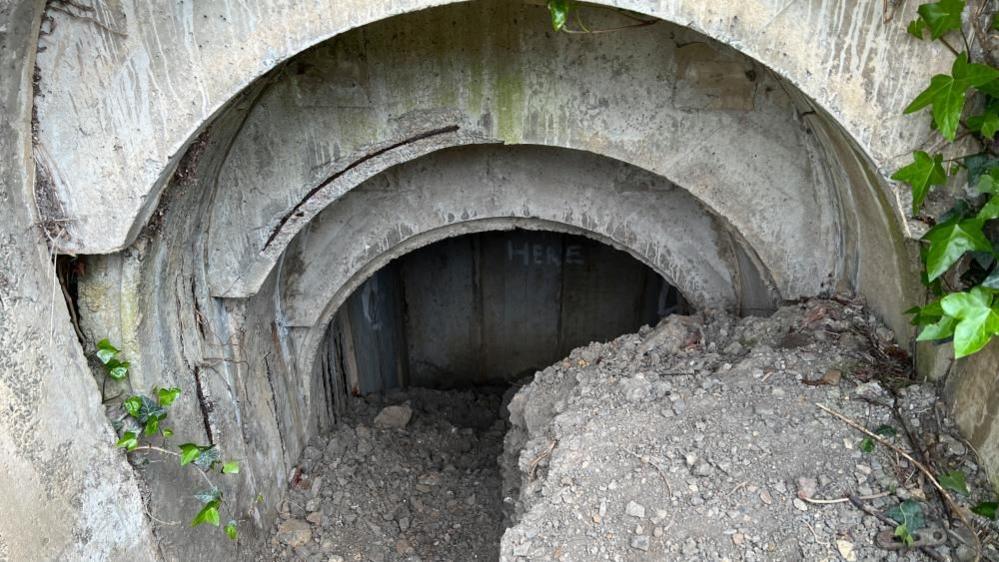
[[917, 313, 957, 341], [941, 287, 999, 357], [157, 387, 181, 407], [225, 520, 238, 541], [123, 396, 143, 418], [194, 488, 222, 504], [895, 523, 915, 546], [907, 18, 928, 39], [968, 103, 999, 140], [978, 195, 999, 221], [255, 493, 265, 504], [939, 470, 971, 495], [162, 428, 174, 438], [983, 267, 999, 289], [548, 0, 570, 31], [116, 431, 138, 452], [179, 443, 203, 466], [907, 300, 945, 326], [972, 501, 998, 518], [888, 500, 926, 533], [859, 437, 875, 453], [891, 151, 947, 213], [194, 446, 221, 470], [96, 339, 119, 364], [993, 12, 999, 31], [191, 499, 221, 527], [922, 217, 992, 280], [916, 0, 966, 39], [144, 418, 159, 437], [105, 359, 129, 381], [875, 425, 898, 437], [222, 461, 240, 474]]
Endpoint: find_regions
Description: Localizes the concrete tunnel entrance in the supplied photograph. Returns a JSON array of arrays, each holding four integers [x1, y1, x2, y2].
[[277, 229, 685, 559]]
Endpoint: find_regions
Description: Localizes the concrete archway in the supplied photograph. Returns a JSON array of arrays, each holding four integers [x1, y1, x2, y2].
[[25, 1, 963, 559]]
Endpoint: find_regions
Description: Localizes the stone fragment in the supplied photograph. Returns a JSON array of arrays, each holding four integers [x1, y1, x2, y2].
[[630, 535, 650, 551], [835, 539, 857, 561], [625, 501, 646, 518], [276, 519, 312, 547], [374, 405, 413, 429]]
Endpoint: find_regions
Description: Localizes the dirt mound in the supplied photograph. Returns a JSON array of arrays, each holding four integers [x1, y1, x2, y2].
[[500, 299, 995, 561]]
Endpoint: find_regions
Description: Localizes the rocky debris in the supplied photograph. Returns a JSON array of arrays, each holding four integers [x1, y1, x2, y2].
[[252, 298, 999, 561], [498, 299, 999, 561], [373, 404, 413, 429], [254, 387, 507, 561]]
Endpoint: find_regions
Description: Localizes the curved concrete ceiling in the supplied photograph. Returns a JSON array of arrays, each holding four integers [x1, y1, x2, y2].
[[201, 9, 844, 304], [33, 0, 943, 254]]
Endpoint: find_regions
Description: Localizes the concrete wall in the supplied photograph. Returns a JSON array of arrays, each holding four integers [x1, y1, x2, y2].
[[31, 0, 944, 255], [338, 231, 674, 390], [0, 1, 157, 560]]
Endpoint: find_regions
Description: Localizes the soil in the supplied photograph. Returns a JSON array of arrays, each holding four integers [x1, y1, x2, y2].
[[254, 387, 508, 562], [257, 298, 999, 561]]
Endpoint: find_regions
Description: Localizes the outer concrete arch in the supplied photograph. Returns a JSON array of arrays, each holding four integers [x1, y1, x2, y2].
[[34, 0, 943, 254], [202, 5, 846, 311]]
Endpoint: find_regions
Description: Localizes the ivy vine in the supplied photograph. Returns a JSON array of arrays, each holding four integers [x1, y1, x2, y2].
[[896, 0, 999, 359], [97, 339, 241, 540]]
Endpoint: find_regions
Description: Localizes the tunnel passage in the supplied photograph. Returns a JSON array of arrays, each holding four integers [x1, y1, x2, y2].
[[287, 229, 686, 560], [317, 229, 684, 400]]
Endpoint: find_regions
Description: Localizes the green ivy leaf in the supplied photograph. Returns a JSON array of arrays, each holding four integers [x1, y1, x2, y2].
[[968, 102, 999, 140], [972, 501, 998, 518], [191, 499, 221, 527], [859, 437, 875, 453], [96, 339, 119, 364], [123, 396, 143, 418], [939, 470, 971, 495], [916, 0, 966, 39], [875, 425, 898, 437], [116, 431, 139, 452], [179, 443, 204, 466], [225, 520, 238, 541], [222, 461, 240, 474], [194, 488, 222, 504], [194, 446, 221, 470], [888, 500, 926, 533], [157, 387, 181, 407], [978, 169, 999, 195], [923, 217, 992, 280], [891, 151, 947, 213], [548, 0, 570, 31], [105, 358, 129, 381], [144, 418, 159, 437], [982, 267, 999, 289], [941, 287, 999, 357], [978, 195, 999, 221], [162, 428, 174, 438], [917, 313, 957, 341], [907, 18, 928, 39], [907, 300, 945, 326], [905, 53, 999, 141], [993, 12, 999, 31]]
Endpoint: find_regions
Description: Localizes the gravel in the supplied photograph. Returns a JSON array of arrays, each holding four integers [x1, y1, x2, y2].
[[254, 298, 999, 561]]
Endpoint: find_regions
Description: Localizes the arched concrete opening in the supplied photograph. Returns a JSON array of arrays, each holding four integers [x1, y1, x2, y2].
[[60, 1, 922, 558]]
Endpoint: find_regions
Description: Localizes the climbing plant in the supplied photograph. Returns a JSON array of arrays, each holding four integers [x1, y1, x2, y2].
[[896, 0, 999, 359], [98, 339, 241, 540]]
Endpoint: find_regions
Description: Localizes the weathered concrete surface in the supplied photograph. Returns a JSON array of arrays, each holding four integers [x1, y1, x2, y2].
[[279, 145, 752, 330], [0, 0, 157, 560], [203, 7, 840, 305], [33, 0, 943, 254]]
